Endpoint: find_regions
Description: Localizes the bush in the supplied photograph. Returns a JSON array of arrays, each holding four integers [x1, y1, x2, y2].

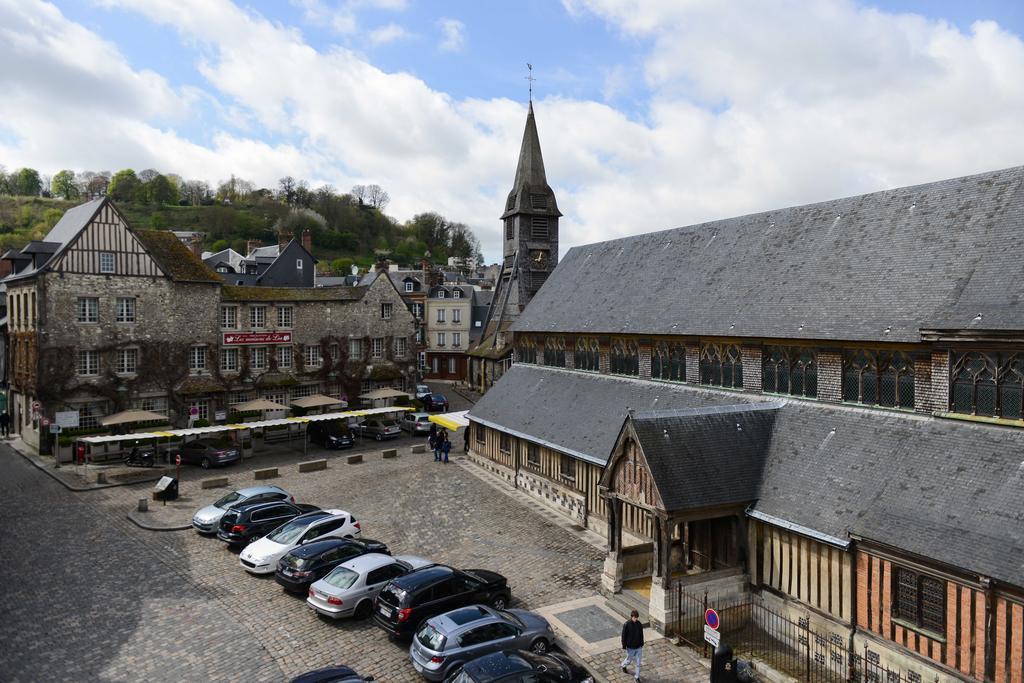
[[193, 418, 211, 428]]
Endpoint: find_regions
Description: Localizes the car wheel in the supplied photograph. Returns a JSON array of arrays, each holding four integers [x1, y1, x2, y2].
[[201, 457, 211, 469], [530, 637, 549, 654], [490, 594, 508, 610], [354, 600, 373, 619], [375, 433, 383, 441]]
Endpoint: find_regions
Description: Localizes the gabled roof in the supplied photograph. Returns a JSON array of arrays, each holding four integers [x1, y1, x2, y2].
[[44, 197, 106, 246], [133, 230, 222, 283], [511, 165, 1024, 343]]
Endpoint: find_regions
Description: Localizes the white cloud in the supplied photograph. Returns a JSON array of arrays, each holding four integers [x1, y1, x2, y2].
[[6, 0, 1024, 266], [368, 22, 410, 46], [437, 18, 465, 53]]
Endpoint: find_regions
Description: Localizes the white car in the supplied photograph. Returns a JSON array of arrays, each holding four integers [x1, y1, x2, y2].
[[307, 553, 433, 619], [239, 509, 360, 574]]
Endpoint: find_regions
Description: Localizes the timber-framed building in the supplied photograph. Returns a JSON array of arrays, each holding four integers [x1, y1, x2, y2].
[[468, 139, 1024, 683]]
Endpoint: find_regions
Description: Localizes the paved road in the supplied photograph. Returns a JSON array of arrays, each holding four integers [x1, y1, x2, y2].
[[0, 435, 602, 682]]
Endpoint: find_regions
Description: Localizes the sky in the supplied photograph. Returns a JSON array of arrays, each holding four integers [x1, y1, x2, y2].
[[2, 0, 1024, 263]]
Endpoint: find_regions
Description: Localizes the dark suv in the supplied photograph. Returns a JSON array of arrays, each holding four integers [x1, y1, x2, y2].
[[217, 500, 321, 548], [373, 565, 511, 638], [275, 537, 390, 593]]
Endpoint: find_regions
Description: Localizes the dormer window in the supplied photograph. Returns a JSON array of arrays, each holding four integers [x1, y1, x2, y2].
[[437, 290, 446, 299], [99, 252, 115, 274], [405, 282, 414, 293], [453, 290, 461, 299]]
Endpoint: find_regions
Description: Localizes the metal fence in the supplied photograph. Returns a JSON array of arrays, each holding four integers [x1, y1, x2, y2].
[[674, 586, 916, 683]]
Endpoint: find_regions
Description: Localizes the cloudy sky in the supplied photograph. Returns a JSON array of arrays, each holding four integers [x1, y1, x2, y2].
[[2, 0, 1023, 262]]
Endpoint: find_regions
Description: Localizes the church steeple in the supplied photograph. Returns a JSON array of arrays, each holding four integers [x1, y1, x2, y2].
[[502, 102, 562, 222]]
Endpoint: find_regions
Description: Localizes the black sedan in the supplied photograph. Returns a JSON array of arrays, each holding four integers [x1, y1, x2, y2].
[[276, 538, 390, 594], [290, 665, 372, 683], [445, 650, 593, 682], [308, 421, 354, 449], [175, 438, 242, 469], [217, 500, 321, 548], [424, 394, 449, 412]]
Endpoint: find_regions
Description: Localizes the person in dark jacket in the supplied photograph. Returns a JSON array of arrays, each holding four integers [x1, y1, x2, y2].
[[462, 425, 470, 453], [442, 433, 451, 463], [620, 609, 644, 681]]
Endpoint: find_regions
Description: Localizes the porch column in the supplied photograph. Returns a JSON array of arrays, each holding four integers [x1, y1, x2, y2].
[[601, 496, 625, 595], [649, 514, 676, 634]]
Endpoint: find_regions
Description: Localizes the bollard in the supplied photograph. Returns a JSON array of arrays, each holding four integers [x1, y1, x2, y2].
[[137, 498, 148, 512], [346, 454, 363, 465], [96, 472, 108, 484], [254, 467, 279, 480], [382, 449, 397, 459]]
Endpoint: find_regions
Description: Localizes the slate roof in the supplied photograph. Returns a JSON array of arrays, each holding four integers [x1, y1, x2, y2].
[[134, 230, 222, 283], [630, 404, 779, 512], [469, 365, 762, 464], [511, 165, 1024, 342], [501, 102, 561, 219], [221, 285, 365, 302], [44, 197, 105, 246]]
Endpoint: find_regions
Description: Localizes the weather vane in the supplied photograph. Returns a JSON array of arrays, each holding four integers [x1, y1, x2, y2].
[[526, 63, 535, 103]]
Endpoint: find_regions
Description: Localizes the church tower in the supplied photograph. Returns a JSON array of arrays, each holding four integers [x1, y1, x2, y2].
[[495, 101, 561, 321]]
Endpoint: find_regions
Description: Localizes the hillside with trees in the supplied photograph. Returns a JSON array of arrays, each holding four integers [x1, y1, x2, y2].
[[0, 166, 484, 273]]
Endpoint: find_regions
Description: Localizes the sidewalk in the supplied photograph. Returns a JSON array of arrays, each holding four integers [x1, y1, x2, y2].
[[5, 437, 169, 491]]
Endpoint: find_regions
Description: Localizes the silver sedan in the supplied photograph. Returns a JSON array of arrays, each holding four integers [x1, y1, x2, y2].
[[307, 553, 432, 619], [191, 485, 293, 533]]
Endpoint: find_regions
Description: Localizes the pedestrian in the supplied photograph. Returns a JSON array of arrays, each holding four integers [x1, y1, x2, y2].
[[429, 421, 438, 442], [434, 429, 446, 462], [463, 426, 470, 453], [621, 609, 644, 682], [0, 411, 9, 438], [442, 432, 451, 464]]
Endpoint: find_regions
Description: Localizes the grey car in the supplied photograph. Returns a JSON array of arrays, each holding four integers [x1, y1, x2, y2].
[[191, 485, 293, 533], [401, 412, 433, 435], [409, 605, 555, 681], [354, 418, 401, 441], [307, 553, 433, 619]]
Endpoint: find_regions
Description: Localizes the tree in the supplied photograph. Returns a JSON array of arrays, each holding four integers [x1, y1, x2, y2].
[[51, 170, 80, 200], [180, 179, 212, 206], [15, 168, 42, 197], [350, 184, 368, 204], [366, 184, 390, 211], [137, 168, 159, 183], [108, 169, 140, 202], [278, 176, 297, 205], [144, 174, 178, 205]]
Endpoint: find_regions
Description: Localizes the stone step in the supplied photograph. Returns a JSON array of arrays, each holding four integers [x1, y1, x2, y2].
[[606, 589, 650, 626]]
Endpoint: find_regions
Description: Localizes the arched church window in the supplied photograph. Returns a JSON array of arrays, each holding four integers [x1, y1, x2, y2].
[[763, 346, 817, 398], [699, 343, 743, 388], [610, 339, 639, 376], [652, 342, 685, 381]]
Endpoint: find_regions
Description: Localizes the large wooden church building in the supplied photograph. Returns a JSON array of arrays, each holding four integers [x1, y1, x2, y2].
[[467, 105, 1024, 683]]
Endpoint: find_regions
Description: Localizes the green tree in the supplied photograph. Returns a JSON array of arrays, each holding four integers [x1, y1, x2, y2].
[[330, 257, 354, 274], [209, 239, 229, 253], [16, 168, 42, 196], [108, 169, 140, 202], [51, 170, 79, 200], [145, 174, 178, 205]]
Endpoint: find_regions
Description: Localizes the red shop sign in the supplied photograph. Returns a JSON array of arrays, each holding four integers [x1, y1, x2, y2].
[[222, 331, 293, 345]]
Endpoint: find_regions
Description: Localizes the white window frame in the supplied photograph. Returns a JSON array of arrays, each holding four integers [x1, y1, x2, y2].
[[99, 252, 115, 274], [221, 306, 238, 330], [453, 332, 461, 348], [77, 350, 99, 376], [436, 309, 446, 323], [304, 345, 322, 368], [296, 259, 304, 270], [404, 282, 414, 293], [277, 345, 293, 369], [452, 308, 461, 323], [116, 347, 139, 375], [188, 400, 209, 421], [277, 306, 293, 328], [250, 346, 268, 370], [349, 338, 363, 359], [453, 289, 461, 299], [77, 297, 98, 323], [448, 357, 457, 374], [221, 347, 239, 372], [371, 337, 384, 359], [437, 332, 446, 347], [395, 337, 407, 357], [437, 290, 446, 298], [381, 302, 393, 320], [250, 305, 266, 329], [189, 346, 206, 372], [115, 297, 136, 323]]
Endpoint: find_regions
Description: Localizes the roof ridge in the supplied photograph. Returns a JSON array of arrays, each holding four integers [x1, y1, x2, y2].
[[632, 401, 785, 420]]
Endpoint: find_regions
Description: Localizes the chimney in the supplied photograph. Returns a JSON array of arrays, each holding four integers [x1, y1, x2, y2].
[[301, 229, 312, 255], [246, 239, 262, 255], [374, 259, 390, 273], [190, 236, 203, 259], [278, 229, 293, 250]]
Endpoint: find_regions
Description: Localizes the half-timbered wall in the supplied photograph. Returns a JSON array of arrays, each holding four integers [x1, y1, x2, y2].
[[855, 552, 1006, 682], [753, 520, 852, 623], [994, 595, 1024, 683], [51, 204, 162, 277]]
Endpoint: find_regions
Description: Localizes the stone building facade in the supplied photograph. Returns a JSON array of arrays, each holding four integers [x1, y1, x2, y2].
[[424, 284, 472, 380]]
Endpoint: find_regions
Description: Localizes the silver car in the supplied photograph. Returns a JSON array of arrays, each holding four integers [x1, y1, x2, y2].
[[409, 605, 555, 681], [191, 485, 293, 533], [307, 553, 433, 619], [401, 412, 433, 435]]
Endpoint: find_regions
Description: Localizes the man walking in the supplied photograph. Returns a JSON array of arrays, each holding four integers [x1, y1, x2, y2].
[[620, 609, 644, 681], [0, 411, 10, 438], [442, 432, 451, 464], [463, 425, 470, 453], [434, 429, 446, 462]]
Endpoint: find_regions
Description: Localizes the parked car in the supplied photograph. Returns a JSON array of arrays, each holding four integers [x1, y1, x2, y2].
[[354, 418, 401, 441], [239, 509, 361, 574], [192, 485, 294, 533], [423, 394, 449, 412], [175, 438, 242, 469], [410, 605, 554, 681], [308, 420, 355, 449], [290, 665, 373, 683], [445, 650, 594, 683], [373, 565, 511, 639], [401, 412, 433, 435], [275, 537, 390, 594], [308, 553, 433, 620], [216, 500, 321, 548], [415, 384, 433, 402]]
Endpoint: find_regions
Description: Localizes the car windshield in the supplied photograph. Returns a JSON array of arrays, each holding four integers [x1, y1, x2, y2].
[[381, 420, 398, 428], [266, 519, 308, 544], [416, 416, 429, 423], [281, 554, 311, 569], [416, 623, 446, 651], [322, 567, 359, 590], [214, 491, 243, 508]]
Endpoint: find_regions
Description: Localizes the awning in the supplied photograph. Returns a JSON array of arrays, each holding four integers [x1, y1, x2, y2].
[[428, 410, 470, 431], [358, 388, 412, 400], [234, 398, 289, 411], [291, 394, 346, 408], [99, 409, 168, 426]]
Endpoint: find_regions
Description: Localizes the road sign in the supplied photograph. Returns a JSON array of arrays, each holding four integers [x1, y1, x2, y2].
[[189, 406, 199, 417], [175, 454, 182, 466], [31, 400, 41, 412], [55, 411, 80, 428], [705, 608, 720, 630], [40, 416, 50, 427], [704, 623, 720, 647], [215, 410, 227, 422], [49, 424, 62, 434]]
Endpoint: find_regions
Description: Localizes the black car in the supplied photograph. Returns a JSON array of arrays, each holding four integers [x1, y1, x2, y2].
[[217, 500, 321, 548], [445, 650, 593, 683], [276, 537, 390, 593], [373, 565, 511, 638], [308, 421, 354, 449], [175, 438, 242, 469], [290, 665, 373, 683], [423, 394, 449, 412]]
